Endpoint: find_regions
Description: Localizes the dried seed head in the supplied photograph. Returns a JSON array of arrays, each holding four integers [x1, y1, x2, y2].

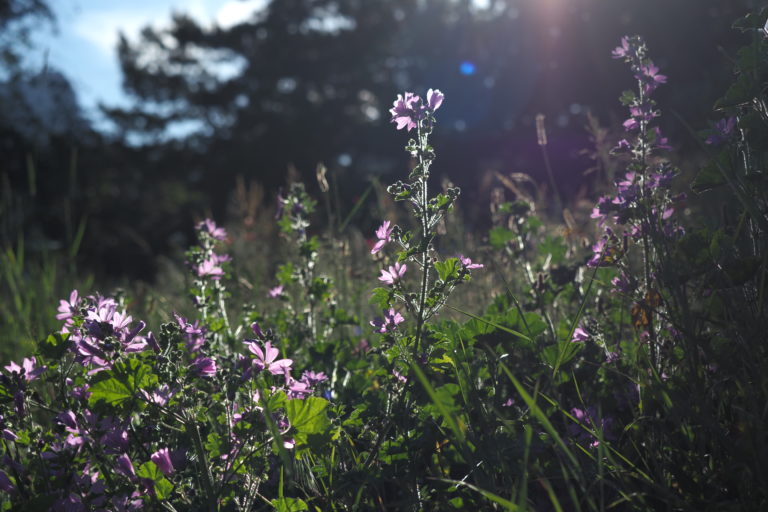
[[535, 113, 548, 146], [316, 163, 329, 193]]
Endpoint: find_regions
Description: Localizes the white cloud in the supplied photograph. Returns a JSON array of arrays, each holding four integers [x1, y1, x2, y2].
[[215, 0, 268, 29]]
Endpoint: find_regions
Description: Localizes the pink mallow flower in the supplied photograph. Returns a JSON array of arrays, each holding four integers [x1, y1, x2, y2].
[[370, 308, 405, 334], [0, 470, 14, 493], [197, 258, 224, 280], [115, 454, 136, 479], [389, 89, 444, 132], [378, 262, 407, 285], [611, 36, 631, 59], [389, 92, 424, 131], [637, 63, 667, 94], [459, 255, 484, 269], [426, 88, 444, 111], [191, 357, 217, 377], [197, 218, 227, 240], [245, 341, 293, 375], [175, 314, 206, 353], [56, 289, 80, 323], [268, 285, 284, 298], [371, 221, 394, 254], [301, 370, 328, 387], [4, 357, 45, 382], [706, 117, 737, 145], [622, 118, 639, 131], [283, 369, 312, 400], [141, 384, 175, 406], [85, 302, 131, 334], [150, 448, 174, 476], [571, 326, 590, 343]]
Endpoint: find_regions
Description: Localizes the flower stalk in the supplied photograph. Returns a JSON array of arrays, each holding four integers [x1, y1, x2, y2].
[[373, 89, 481, 364]]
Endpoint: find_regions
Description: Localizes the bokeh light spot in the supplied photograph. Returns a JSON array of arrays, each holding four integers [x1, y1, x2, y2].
[[338, 153, 352, 166], [459, 61, 476, 75]]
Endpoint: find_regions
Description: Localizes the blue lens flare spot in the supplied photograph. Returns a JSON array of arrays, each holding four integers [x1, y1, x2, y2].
[[459, 61, 476, 75]]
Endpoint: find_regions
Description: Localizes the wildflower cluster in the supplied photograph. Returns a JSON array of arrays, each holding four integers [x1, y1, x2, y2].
[[0, 220, 329, 509], [59, 291, 154, 372]]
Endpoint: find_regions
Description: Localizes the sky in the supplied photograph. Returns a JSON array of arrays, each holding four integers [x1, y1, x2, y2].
[[30, 0, 267, 123]]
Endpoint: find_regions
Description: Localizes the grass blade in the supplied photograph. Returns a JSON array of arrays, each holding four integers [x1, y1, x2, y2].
[[445, 304, 532, 343], [433, 478, 519, 510]]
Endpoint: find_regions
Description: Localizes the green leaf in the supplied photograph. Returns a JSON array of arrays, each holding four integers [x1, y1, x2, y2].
[[0, 381, 10, 398], [268, 390, 288, 411], [38, 332, 69, 360], [277, 263, 295, 285], [715, 72, 759, 109], [619, 89, 636, 106], [286, 397, 330, 435], [433, 193, 453, 210], [369, 287, 393, 310], [286, 397, 331, 455], [13, 430, 30, 446], [205, 432, 223, 458], [732, 8, 768, 31], [424, 383, 462, 423], [499, 200, 531, 217], [489, 226, 515, 249], [136, 461, 173, 500], [271, 497, 309, 511], [539, 235, 567, 265], [410, 364, 468, 449], [524, 215, 543, 233], [435, 258, 460, 282], [342, 404, 368, 428], [88, 359, 158, 408], [692, 149, 730, 193]]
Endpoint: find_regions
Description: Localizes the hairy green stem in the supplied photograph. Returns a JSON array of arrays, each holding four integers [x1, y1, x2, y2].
[[414, 122, 431, 359], [190, 419, 217, 511]]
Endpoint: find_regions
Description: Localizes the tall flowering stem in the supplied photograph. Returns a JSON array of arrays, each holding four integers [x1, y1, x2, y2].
[[188, 218, 232, 350], [274, 183, 330, 344], [591, 36, 684, 370], [375, 89, 479, 361]]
